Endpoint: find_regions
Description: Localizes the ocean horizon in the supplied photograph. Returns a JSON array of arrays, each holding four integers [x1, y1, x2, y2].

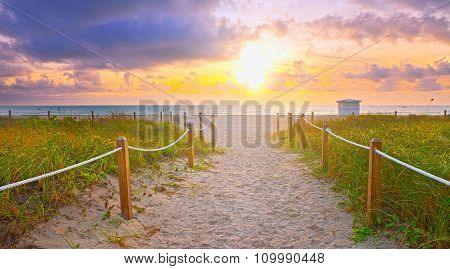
[[0, 105, 448, 116]]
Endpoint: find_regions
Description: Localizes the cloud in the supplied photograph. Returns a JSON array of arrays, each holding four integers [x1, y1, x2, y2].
[[344, 64, 393, 82], [0, 75, 68, 98], [344, 58, 449, 81], [0, 0, 258, 68], [351, 0, 449, 11], [304, 12, 450, 44], [414, 78, 446, 91], [256, 19, 292, 37], [0, 63, 28, 78], [266, 60, 319, 90], [0, 69, 104, 97], [344, 58, 450, 91], [376, 78, 399, 92], [0, 41, 30, 77]]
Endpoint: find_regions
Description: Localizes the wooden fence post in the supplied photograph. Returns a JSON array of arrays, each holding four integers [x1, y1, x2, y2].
[[444, 110, 447, 117], [394, 111, 397, 117], [288, 112, 293, 143], [187, 123, 194, 168], [48, 110, 51, 120], [311, 111, 314, 123], [183, 112, 187, 130], [133, 112, 136, 120], [321, 123, 329, 169], [198, 112, 204, 142], [276, 113, 280, 135], [8, 110, 11, 118], [116, 137, 133, 220], [174, 116, 180, 139], [160, 111, 163, 122], [299, 114, 308, 149], [91, 110, 95, 122], [366, 138, 382, 227], [211, 114, 216, 150]]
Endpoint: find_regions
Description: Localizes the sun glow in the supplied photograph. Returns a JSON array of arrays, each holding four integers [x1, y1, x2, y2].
[[235, 43, 274, 89]]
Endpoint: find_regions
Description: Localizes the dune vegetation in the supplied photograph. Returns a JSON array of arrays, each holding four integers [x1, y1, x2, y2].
[[277, 115, 449, 248], [0, 117, 213, 247]]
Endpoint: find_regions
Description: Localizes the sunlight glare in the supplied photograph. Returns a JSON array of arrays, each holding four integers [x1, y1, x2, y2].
[[235, 43, 273, 90]]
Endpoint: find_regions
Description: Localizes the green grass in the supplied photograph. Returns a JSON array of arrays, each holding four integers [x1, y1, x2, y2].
[[0, 117, 214, 247], [352, 227, 374, 243], [276, 115, 449, 248]]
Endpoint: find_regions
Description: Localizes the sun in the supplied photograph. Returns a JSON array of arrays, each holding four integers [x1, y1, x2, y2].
[[235, 43, 273, 89]]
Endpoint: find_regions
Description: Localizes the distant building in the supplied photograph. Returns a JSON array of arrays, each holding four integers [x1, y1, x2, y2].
[[337, 99, 361, 115]]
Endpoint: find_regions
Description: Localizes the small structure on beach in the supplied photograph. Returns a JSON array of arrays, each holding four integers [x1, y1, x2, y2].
[[337, 99, 361, 115]]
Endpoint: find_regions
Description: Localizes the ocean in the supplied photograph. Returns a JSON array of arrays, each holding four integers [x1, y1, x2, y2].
[[0, 105, 448, 116]]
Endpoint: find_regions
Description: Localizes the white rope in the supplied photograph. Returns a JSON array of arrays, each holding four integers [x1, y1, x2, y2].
[[195, 115, 213, 132], [0, 147, 123, 192], [128, 129, 189, 152], [303, 118, 324, 131], [325, 128, 370, 150], [374, 149, 449, 186]]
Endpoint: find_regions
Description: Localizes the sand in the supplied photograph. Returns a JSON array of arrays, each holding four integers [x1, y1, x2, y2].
[[17, 115, 395, 248]]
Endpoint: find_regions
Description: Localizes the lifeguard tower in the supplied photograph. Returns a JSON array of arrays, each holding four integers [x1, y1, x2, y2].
[[337, 99, 361, 115]]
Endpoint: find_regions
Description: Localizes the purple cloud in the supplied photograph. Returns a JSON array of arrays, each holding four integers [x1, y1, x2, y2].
[[0, 69, 104, 96], [344, 59, 450, 81], [344, 59, 450, 91], [344, 64, 394, 82], [351, 0, 449, 11], [0, 0, 258, 68], [414, 78, 445, 91], [0, 41, 29, 77], [304, 12, 450, 44]]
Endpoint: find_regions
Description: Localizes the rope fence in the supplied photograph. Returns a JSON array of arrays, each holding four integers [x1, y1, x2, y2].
[[374, 149, 449, 186], [128, 129, 189, 152], [302, 117, 448, 185], [196, 114, 214, 132], [280, 113, 449, 226], [0, 147, 122, 192], [304, 118, 323, 131], [1, 111, 446, 225], [324, 128, 370, 150], [0, 114, 217, 220]]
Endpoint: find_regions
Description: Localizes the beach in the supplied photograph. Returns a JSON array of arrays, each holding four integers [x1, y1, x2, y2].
[[17, 116, 395, 248]]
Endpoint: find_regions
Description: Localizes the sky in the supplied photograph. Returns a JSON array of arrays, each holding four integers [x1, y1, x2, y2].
[[0, 0, 449, 106]]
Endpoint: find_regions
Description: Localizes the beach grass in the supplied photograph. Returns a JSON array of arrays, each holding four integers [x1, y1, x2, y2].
[[0, 117, 213, 247], [276, 115, 449, 248]]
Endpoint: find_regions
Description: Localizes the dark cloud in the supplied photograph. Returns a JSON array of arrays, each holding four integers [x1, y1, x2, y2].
[[304, 12, 450, 44], [0, 0, 257, 68]]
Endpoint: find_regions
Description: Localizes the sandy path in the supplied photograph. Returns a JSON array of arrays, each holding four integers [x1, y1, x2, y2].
[[18, 116, 394, 248]]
